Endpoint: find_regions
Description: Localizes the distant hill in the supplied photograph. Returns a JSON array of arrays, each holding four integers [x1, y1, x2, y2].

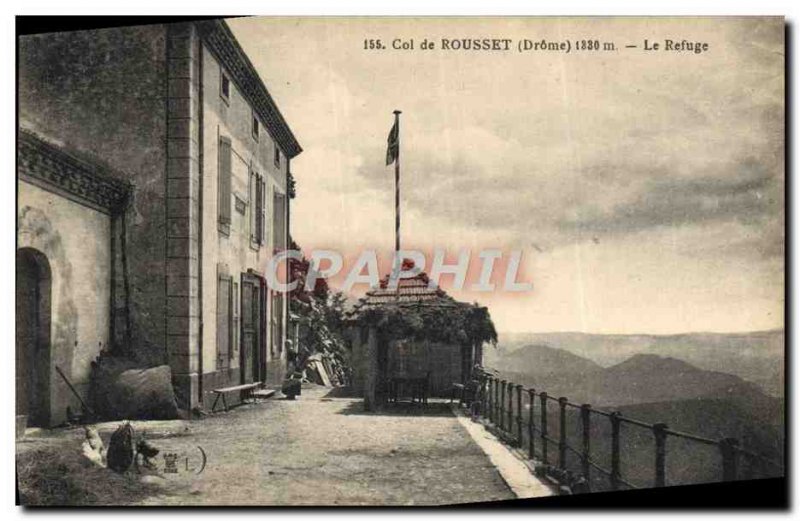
[[487, 330, 784, 396], [489, 343, 602, 380], [549, 396, 784, 490], [486, 349, 785, 488], [494, 353, 774, 408]]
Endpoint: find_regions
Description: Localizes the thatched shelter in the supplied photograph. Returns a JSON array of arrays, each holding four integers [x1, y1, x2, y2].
[[348, 268, 496, 410]]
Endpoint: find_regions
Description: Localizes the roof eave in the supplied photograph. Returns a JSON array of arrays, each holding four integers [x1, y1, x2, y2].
[[195, 19, 303, 159]]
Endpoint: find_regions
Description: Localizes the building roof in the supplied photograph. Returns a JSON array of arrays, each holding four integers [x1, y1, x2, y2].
[[346, 261, 497, 346], [195, 19, 303, 159], [348, 270, 466, 317]]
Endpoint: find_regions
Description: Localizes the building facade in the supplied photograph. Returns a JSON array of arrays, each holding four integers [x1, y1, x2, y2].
[[17, 19, 301, 426]]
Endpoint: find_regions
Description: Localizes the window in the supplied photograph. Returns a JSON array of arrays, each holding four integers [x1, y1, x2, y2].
[[273, 192, 286, 250], [271, 291, 284, 355], [273, 143, 281, 168], [218, 137, 232, 233], [220, 71, 230, 103], [252, 114, 259, 141], [217, 273, 233, 370], [232, 282, 239, 356], [250, 171, 266, 247]]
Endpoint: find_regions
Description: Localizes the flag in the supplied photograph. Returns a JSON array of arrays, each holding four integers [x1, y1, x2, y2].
[[386, 117, 399, 166]]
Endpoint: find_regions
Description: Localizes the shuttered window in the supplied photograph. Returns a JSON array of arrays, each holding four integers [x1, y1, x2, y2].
[[232, 282, 239, 358], [251, 172, 267, 247], [272, 291, 283, 354], [273, 192, 286, 250], [250, 170, 257, 244], [217, 274, 233, 370], [256, 175, 264, 244], [218, 137, 232, 228]]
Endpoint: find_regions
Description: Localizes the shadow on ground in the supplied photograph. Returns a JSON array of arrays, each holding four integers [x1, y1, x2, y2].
[[336, 400, 456, 417], [321, 386, 361, 398]]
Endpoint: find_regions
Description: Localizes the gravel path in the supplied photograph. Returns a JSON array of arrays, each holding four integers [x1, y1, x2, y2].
[[133, 385, 515, 506]]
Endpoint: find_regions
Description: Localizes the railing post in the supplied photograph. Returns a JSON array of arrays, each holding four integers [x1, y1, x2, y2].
[[558, 397, 568, 469], [499, 380, 506, 431], [540, 392, 549, 464], [653, 423, 668, 487], [487, 377, 494, 423], [527, 389, 536, 459], [474, 373, 484, 419], [494, 378, 500, 425], [507, 382, 514, 436], [720, 437, 740, 482], [580, 404, 591, 482], [609, 412, 621, 490], [483, 375, 490, 421], [515, 385, 524, 445]]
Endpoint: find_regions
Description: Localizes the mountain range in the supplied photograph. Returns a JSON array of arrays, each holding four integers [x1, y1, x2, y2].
[[490, 346, 778, 408], [486, 343, 785, 484], [485, 330, 784, 396]]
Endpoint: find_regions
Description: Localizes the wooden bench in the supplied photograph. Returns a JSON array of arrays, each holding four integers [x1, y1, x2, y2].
[[211, 382, 262, 412], [450, 383, 465, 404]]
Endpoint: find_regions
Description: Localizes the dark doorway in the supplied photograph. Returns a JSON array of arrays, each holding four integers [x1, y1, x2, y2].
[[240, 273, 262, 384], [16, 248, 52, 427]]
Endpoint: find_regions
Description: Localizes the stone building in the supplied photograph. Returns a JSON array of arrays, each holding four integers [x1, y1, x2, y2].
[[17, 19, 302, 426]]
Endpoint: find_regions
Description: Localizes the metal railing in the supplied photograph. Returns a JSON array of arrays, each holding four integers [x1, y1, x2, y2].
[[474, 369, 784, 491]]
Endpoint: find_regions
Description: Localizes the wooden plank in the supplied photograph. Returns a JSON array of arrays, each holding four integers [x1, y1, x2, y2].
[[213, 382, 261, 393]]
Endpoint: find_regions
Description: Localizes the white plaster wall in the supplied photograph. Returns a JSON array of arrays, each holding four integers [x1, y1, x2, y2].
[[17, 180, 110, 426]]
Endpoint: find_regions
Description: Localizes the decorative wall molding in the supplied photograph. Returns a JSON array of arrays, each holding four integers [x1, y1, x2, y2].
[[18, 128, 131, 215], [195, 19, 303, 159]]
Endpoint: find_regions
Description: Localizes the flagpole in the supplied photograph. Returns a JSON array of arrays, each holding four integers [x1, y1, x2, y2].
[[393, 110, 401, 253]]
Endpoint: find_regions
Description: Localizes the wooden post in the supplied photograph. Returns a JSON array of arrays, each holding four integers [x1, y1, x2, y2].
[[558, 397, 568, 469], [487, 377, 494, 423], [609, 412, 622, 490], [481, 373, 492, 418], [580, 404, 591, 482], [527, 389, 536, 459], [507, 382, 514, 436], [516, 385, 523, 445], [720, 437, 740, 482], [494, 378, 500, 424], [653, 423, 668, 487], [499, 380, 506, 431], [363, 327, 378, 411], [540, 392, 549, 464], [392, 110, 401, 252]]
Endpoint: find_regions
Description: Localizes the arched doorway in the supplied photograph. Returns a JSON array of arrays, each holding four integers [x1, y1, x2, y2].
[[16, 248, 52, 427]]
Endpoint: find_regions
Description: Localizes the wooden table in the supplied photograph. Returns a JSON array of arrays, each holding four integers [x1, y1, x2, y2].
[[386, 375, 429, 404]]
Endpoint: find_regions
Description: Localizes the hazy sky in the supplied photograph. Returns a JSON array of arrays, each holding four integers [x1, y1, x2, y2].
[[230, 17, 784, 334]]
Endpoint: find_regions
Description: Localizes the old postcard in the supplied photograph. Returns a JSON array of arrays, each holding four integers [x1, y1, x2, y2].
[[15, 16, 785, 507]]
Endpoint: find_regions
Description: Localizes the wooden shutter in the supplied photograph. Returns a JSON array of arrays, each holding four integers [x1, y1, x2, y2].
[[218, 138, 232, 225], [255, 175, 263, 244], [273, 192, 286, 250], [217, 275, 233, 370], [259, 176, 267, 245], [275, 291, 283, 353], [232, 282, 239, 358], [250, 170, 257, 243]]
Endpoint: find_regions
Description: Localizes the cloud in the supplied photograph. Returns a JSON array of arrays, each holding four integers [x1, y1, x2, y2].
[[230, 17, 785, 333], [558, 156, 781, 233]]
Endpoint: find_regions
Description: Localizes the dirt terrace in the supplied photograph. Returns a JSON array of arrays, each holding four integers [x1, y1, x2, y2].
[[18, 385, 516, 506]]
